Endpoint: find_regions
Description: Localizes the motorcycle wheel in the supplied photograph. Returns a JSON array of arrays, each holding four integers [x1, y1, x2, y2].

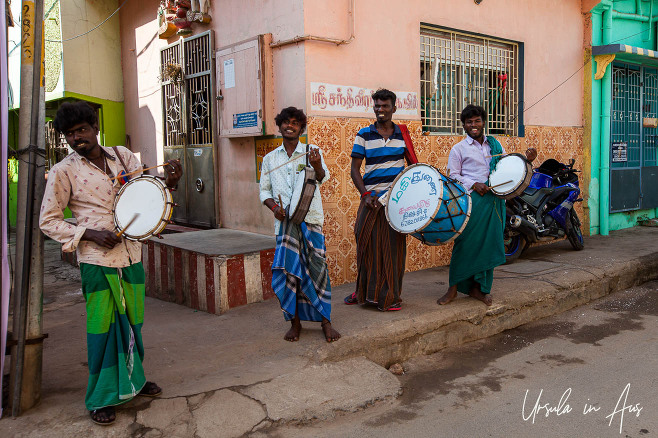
[[565, 211, 585, 251], [504, 232, 527, 264]]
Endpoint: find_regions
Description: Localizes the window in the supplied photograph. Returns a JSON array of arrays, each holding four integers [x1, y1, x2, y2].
[[420, 25, 520, 136]]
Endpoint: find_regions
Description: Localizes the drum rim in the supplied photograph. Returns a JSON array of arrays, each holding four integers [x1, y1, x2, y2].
[[113, 175, 173, 241], [413, 178, 472, 245], [489, 153, 531, 197], [385, 163, 445, 234]]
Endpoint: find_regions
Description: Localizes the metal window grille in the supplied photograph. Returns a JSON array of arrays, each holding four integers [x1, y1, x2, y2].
[[420, 26, 519, 136]]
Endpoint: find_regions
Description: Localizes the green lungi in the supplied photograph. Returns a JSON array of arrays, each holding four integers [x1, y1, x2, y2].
[[80, 262, 147, 410], [449, 191, 505, 294]]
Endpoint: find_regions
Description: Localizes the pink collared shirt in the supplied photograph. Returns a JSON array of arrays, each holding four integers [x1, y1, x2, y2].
[[447, 135, 505, 192], [39, 146, 143, 268]]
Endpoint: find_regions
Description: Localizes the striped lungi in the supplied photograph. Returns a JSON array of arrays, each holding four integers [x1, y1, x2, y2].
[[272, 218, 332, 322], [354, 197, 407, 310]]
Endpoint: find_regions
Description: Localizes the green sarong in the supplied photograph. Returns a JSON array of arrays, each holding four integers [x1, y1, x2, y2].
[[80, 262, 147, 410], [449, 135, 506, 295]]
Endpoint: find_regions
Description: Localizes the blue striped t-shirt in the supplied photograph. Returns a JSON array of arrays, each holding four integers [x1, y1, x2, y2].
[[351, 123, 406, 193]]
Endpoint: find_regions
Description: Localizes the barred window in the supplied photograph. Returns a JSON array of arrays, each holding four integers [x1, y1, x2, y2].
[[420, 25, 520, 136]]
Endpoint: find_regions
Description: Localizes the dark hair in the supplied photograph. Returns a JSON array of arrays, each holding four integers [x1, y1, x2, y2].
[[53, 101, 98, 134], [274, 107, 307, 131], [371, 88, 397, 104], [460, 104, 487, 124]]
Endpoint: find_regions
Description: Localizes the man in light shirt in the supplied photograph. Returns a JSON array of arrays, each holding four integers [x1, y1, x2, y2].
[[259, 107, 340, 343], [439, 104, 536, 306], [39, 102, 182, 425]]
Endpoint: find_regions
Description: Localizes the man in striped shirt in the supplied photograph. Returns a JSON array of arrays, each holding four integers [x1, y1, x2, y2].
[[344, 89, 408, 311]]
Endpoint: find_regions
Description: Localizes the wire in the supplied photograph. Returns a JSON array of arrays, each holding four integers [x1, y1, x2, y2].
[[516, 26, 655, 120], [45, 0, 129, 43]]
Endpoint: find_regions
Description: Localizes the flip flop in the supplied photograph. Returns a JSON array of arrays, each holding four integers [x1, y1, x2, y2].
[[90, 407, 116, 426], [344, 292, 358, 305], [138, 381, 162, 397]]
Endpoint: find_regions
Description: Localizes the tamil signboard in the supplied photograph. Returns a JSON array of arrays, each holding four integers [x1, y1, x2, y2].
[[612, 142, 628, 163], [310, 82, 419, 117]]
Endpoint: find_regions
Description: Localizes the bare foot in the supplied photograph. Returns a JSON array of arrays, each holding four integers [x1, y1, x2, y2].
[[321, 320, 341, 342], [469, 288, 493, 306], [284, 318, 302, 342], [438, 285, 458, 305]]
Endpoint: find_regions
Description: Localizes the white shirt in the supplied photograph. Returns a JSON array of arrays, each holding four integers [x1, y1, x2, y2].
[[259, 141, 330, 234]]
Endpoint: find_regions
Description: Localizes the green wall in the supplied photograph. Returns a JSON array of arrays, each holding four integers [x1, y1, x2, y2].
[[589, 0, 658, 234]]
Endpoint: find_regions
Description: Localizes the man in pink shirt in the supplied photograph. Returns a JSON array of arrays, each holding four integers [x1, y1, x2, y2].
[[439, 105, 535, 306], [39, 102, 182, 425]]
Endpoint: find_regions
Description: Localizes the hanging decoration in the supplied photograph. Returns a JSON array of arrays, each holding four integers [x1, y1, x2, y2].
[[158, 0, 211, 39]]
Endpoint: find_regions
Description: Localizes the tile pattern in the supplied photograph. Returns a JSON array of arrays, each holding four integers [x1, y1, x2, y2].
[[308, 117, 586, 286]]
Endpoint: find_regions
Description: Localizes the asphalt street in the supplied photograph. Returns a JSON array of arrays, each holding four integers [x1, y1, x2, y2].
[[259, 281, 658, 438]]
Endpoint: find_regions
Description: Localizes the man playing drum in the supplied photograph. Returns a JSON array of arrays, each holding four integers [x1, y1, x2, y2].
[[344, 89, 409, 311], [39, 102, 182, 425], [259, 107, 341, 343], [438, 104, 536, 306]]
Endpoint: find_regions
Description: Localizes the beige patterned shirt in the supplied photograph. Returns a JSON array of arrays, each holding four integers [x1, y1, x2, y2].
[[259, 142, 330, 234], [39, 146, 143, 268]]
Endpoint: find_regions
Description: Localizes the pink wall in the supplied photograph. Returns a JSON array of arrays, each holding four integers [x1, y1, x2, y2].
[[120, 0, 306, 234], [303, 0, 585, 127]]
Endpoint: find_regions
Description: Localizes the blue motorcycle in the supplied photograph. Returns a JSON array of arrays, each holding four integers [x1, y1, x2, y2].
[[504, 158, 584, 263]]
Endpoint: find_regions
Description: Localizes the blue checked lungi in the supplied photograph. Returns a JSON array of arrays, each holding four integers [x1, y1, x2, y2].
[[271, 218, 332, 322]]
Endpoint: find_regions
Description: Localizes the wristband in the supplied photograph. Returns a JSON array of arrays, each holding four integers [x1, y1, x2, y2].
[[361, 191, 372, 199], [270, 203, 279, 211]]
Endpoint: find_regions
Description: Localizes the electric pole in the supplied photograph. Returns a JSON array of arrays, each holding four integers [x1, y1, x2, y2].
[[10, 0, 46, 416]]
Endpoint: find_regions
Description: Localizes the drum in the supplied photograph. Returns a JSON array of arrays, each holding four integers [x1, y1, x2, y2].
[[488, 153, 533, 199], [385, 164, 471, 245], [113, 175, 174, 241], [288, 167, 317, 225]]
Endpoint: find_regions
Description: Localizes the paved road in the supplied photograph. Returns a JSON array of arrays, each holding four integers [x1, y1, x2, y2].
[[257, 281, 658, 438]]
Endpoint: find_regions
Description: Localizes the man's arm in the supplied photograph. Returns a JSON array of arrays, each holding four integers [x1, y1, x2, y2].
[[39, 167, 87, 252], [259, 155, 286, 221], [351, 157, 377, 209]]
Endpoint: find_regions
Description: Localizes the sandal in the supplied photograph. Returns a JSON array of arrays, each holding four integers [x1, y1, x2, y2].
[[138, 381, 162, 397], [90, 406, 116, 426], [344, 292, 358, 305], [384, 303, 402, 311]]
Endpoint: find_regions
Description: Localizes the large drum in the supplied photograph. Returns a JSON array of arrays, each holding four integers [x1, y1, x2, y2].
[[385, 164, 471, 245], [488, 153, 532, 199], [113, 175, 174, 241]]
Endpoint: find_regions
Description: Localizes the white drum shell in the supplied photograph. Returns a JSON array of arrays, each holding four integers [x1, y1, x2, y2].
[[489, 154, 533, 200], [113, 176, 173, 241], [385, 164, 444, 234]]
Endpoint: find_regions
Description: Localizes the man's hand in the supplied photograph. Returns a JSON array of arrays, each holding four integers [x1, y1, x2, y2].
[[308, 147, 325, 181], [364, 194, 378, 209], [164, 159, 183, 188], [82, 229, 122, 249], [525, 148, 538, 163], [273, 205, 287, 221], [472, 182, 490, 196]]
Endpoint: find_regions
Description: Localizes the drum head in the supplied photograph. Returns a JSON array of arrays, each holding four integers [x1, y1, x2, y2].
[[489, 154, 528, 196], [114, 177, 168, 239], [386, 164, 444, 233]]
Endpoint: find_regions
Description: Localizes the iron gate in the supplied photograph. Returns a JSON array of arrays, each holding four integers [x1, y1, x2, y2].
[[610, 63, 658, 212], [161, 30, 216, 227]]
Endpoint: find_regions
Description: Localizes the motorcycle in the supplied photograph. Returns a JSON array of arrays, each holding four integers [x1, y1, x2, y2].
[[504, 158, 584, 263]]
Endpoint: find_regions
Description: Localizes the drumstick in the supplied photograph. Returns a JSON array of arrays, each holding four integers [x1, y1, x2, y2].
[[116, 213, 140, 237], [263, 151, 311, 176], [485, 153, 507, 159], [110, 163, 170, 181], [489, 180, 513, 189]]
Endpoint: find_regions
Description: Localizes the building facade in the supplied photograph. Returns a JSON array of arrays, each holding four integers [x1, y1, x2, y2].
[[120, 0, 587, 286]]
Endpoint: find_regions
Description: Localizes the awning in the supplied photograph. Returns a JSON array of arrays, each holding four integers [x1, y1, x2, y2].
[[593, 44, 658, 68]]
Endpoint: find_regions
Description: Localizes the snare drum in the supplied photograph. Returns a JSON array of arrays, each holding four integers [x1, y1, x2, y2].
[[113, 175, 174, 241], [488, 153, 533, 199], [385, 164, 471, 245]]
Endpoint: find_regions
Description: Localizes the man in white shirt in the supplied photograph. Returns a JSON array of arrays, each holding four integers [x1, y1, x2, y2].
[[259, 107, 340, 343]]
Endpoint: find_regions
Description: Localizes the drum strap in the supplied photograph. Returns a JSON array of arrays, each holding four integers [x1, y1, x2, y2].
[[398, 125, 418, 164], [113, 146, 130, 173]]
